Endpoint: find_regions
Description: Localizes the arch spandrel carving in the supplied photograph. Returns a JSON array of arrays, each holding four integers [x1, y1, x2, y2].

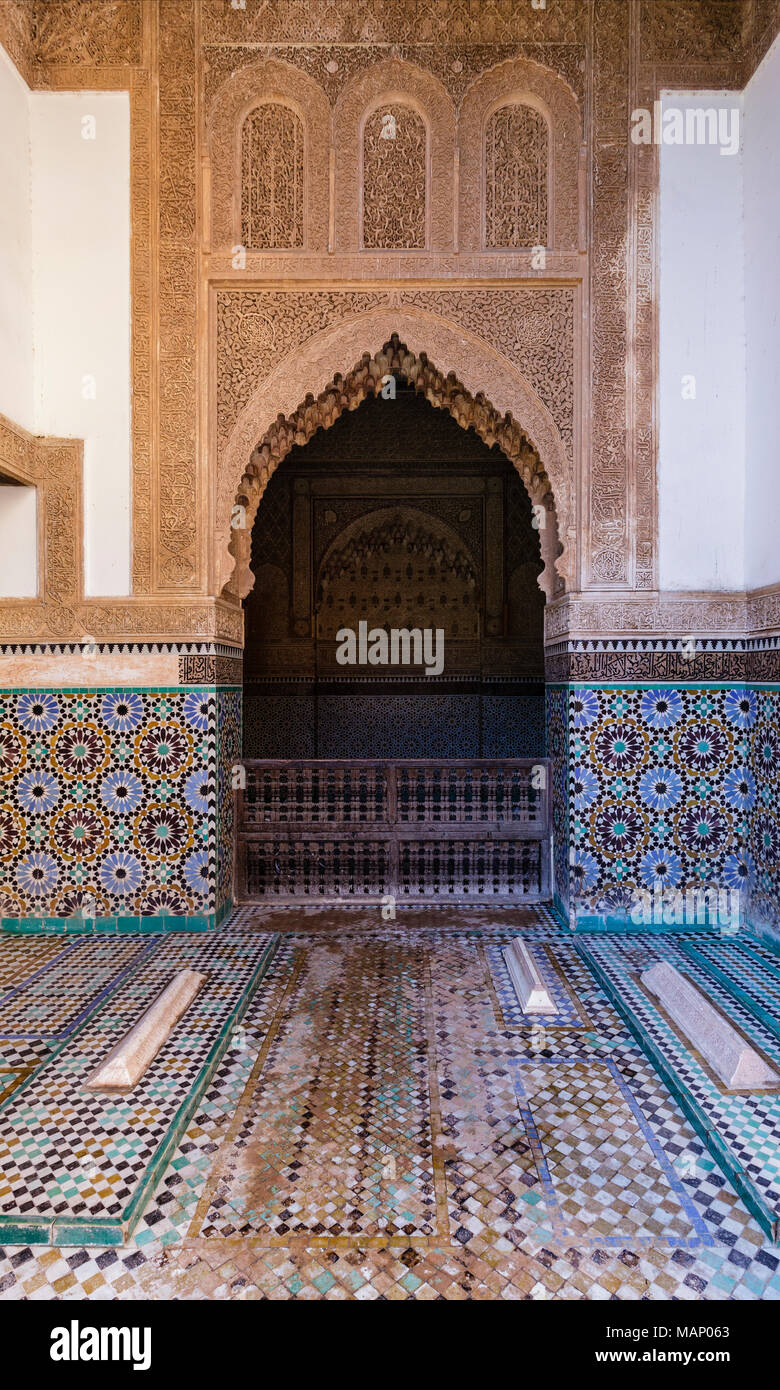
[[459, 57, 582, 254], [218, 324, 571, 606], [206, 56, 330, 252], [334, 59, 455, 253]]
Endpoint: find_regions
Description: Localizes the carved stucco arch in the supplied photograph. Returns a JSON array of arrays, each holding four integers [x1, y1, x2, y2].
[[459, 57, 582, 253], [217, 310, 572, 607], [206, 56, 330, 251], [334, 58, 455, 253]]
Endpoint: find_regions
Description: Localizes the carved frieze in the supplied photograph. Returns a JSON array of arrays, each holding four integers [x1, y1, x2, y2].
[[199, 0, 585, 46]]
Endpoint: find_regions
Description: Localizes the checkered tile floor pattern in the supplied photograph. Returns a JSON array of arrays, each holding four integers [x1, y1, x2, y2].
[[0, 929, 277, 1236], [1, 909, 780, 1299], [580, 935, 780, 1220]]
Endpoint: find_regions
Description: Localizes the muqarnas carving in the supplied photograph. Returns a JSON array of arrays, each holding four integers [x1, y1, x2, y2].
[[485, 103, 549, 249], [362, 104, 427, 249], [241, 102, 305, 250]]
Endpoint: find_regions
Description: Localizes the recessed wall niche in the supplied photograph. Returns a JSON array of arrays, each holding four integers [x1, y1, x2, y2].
[[242, 382, 546, 759]]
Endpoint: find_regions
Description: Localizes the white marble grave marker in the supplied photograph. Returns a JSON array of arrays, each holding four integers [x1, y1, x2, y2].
[[641, 960, 779, 1090], [87, 968, 207, 1093], [502, 938, 556, 1014]]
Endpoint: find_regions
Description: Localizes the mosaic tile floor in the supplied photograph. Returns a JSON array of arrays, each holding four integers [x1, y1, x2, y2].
[[1, 907, 780, 1299]]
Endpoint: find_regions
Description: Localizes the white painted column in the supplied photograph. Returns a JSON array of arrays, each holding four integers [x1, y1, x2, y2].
[[30, 90, 131, 598], [743, 37, 780, 592], [657, 90, 745, 593]]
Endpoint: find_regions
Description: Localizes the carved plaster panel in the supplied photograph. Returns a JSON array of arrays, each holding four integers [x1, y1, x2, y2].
[[241, 102, 305, 249], [640, 1, 747, 62], [156, 0, 200, 593], [362, 103, 427, 250], [334, 59, 455, 254], [458, 56, 581, 254], [206, 56, 330, 252], [31, 0, 144, 66], [484, 102, 549, 250], [215, 288, 575, 458], [588, 0, 631, 589], [0, 0, 35, 83]]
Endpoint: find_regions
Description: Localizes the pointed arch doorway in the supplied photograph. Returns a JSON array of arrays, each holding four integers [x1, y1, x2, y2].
[[229, 340, 561, 907]]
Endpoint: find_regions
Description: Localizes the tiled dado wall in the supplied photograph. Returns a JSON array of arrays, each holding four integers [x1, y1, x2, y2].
[[546, 675, 780, 935], [0, 680, 241, 931]]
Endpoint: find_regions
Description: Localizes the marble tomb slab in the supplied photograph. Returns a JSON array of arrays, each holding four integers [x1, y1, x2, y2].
[[641, 961, 779, 1091], [502, 937, 556, 1014]]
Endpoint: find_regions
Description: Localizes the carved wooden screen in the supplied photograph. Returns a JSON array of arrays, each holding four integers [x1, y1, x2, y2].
[[362, 104, 427, 249], [484, 103, 548, 249], [241, 102, 305, 249], [235, 758, 551, 903]]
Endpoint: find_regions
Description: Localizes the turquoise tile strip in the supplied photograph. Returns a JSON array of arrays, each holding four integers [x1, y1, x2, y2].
[[1, 899, 233, 936], [577, 940, 780, 1243], [0, 930, 279, 1246]]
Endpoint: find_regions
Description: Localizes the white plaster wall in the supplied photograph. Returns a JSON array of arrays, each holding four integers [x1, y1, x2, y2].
[[0, 46, 33, 434], [743, 36, 780, 592], [30, 91, 131, 597], [0, 486, 37, 597], [658, 91, 746, 592]]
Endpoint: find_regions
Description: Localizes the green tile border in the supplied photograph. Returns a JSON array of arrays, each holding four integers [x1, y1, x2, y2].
[[571, 913, 727, 933], [576, 941, 779, 1244], [678, 941, 780, 1044], [0, 931, 279, 1247], [1, 898, 234, 935]]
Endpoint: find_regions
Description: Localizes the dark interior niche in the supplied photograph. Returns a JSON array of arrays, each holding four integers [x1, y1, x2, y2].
[[242, 380, 546, 758]]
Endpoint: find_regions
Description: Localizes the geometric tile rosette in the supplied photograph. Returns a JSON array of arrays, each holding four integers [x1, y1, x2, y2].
[[566, 684, 758, 920], [0, 689, 216, 919]]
